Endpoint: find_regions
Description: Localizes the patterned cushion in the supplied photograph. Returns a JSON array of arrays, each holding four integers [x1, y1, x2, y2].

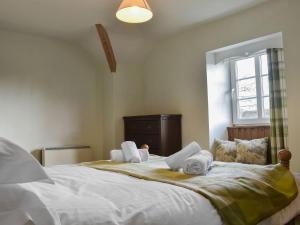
[[213, 139, 237, 162], [235, 138, 268, 165]]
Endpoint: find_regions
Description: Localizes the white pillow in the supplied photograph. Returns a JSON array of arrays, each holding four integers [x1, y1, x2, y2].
[[0, 137, 53, 184]]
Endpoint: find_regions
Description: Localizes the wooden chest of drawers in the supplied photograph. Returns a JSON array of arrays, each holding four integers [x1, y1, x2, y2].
[[123, 115, 182, 156]]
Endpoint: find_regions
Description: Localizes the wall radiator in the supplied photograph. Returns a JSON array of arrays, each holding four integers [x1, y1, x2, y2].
[[41, 145, 93, 166]]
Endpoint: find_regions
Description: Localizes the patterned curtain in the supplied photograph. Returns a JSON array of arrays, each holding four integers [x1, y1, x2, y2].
[[267, 48, 288, 163]]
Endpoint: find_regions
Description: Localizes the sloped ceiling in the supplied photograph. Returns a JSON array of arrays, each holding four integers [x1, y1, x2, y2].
[[0, 0, 268, 63]]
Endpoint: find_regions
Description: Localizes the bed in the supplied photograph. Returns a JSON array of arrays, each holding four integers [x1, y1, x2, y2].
[[1, 153, 298, 225], [0, 127, 299, 225]]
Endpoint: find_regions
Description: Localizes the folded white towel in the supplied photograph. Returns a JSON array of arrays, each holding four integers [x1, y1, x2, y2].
[[183, 150, 213, 175], [121, 141, 142, 163], [138, 148, 150, 162], [110, 150, 125, 162], [165, 141, 201, 170], [199, 150, 213, 166], [110, 149, 149, 162]]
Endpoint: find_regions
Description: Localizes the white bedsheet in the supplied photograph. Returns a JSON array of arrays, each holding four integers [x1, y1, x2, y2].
[[1, 160, 300, 225]]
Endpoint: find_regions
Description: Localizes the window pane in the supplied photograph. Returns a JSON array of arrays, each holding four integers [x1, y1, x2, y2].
[[236, 57, 255, 79], [260, 54, 268, 75], [238, 98, 258, 119], [262, 76, 269, 96], [237, 78, 256, 98], [263, 97, 270, 118]]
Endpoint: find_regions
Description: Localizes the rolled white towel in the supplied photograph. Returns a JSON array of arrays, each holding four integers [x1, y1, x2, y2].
[[182, 150, 213, 175], [110, 149, 149, 162], [198, 150, 213, 167], [121, 141, 142, 163], [110, 150, 125, 162], [165, 141, 201, 170], [139, 148, 150, 162]]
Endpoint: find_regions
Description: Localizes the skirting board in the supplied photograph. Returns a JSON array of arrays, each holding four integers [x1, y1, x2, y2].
[[42, 145, 93, 166]]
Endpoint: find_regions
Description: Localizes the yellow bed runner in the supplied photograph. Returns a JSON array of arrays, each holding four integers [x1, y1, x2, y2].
[[82, 157, 298, 225]]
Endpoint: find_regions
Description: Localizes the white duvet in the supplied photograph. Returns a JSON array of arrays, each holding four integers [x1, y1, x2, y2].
[[1, 160, 300, 225]]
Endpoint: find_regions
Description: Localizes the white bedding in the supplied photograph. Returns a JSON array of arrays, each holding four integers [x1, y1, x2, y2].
[[1, 159, 300, 225]]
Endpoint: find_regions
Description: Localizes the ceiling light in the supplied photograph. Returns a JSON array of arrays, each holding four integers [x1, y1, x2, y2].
[[116, 0, 153, 24]]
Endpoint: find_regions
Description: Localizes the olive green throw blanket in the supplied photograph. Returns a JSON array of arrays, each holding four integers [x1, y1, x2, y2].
[[82, 157, 298, 225]]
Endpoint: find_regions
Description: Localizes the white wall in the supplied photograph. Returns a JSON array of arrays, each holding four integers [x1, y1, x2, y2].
[[143, 0, 300, 171], [206, 54, 232, 147], [0, 29, 145, 161], [102, 64, 144, 158], [0, 29, 103, 160], [213, 32, 283, 63]]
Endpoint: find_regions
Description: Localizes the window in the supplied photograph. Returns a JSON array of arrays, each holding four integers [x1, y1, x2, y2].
[[231, 52, 270, 124]]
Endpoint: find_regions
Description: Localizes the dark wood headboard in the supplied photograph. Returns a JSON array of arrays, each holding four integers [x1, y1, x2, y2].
[[227, 126, 271, 164], [227, 126, 270, 141]]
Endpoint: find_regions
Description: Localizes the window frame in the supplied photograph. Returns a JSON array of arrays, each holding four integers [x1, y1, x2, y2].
[[230, 51, 270, 125]]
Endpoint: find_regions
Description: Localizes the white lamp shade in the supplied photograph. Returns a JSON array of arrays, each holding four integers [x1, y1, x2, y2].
[[116, 0, 153, 23]]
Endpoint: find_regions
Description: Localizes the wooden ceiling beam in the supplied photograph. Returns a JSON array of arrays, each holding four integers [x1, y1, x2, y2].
[[95, 24, 117, 73]]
